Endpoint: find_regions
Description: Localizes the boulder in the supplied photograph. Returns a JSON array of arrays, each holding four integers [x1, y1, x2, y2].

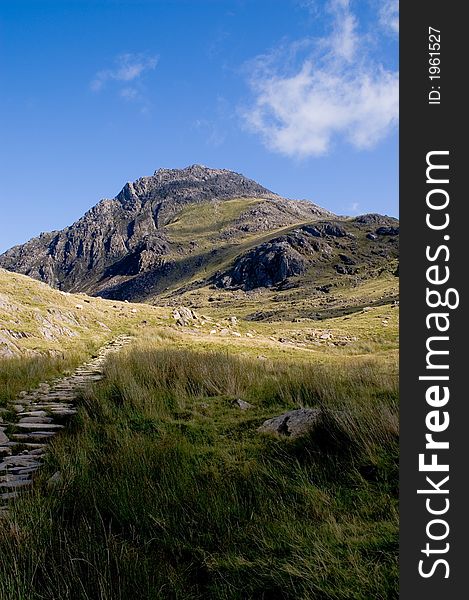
[[258, 408, 321, 438], [172, 306, 199, 326]]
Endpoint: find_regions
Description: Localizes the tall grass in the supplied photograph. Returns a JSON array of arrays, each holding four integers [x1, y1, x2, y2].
[[0, 348, 93, 407], [0, 345, 398, 599]]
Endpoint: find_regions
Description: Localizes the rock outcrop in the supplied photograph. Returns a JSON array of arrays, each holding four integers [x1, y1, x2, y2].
[[216, 239, 307, 290], [214, 216, 399, 291]]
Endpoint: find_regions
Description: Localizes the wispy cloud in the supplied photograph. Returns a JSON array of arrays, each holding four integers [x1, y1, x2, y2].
[[193, 118, 226, 148], [90, 53, 158, 107], [379, 0, 399, 34], [242, 0, 398, 158]]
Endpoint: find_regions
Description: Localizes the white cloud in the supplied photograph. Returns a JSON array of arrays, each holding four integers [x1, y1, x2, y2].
[[90, 53, 158, 93], [243, 0, 398, 158], [120, 87, 139, 101], [327, 0, 359, 61], [379, 0, 399, 34], [193, 118, 226, 148]]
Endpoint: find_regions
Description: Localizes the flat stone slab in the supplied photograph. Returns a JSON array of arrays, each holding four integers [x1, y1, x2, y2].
[[0, 491, 20, 501], [10, 432, 57, 441], [13, 423, 64, 430], [7, 442, 46, 449], [0, 473, 30, 482], [8, 467, 39, 475], [1, 455, 41, 466], [19, 417, 55, 424], [27, 447, 47, 454], [0, 479, 32, 489], [1, 465, 40, 475], [31, 403, 74, 409]]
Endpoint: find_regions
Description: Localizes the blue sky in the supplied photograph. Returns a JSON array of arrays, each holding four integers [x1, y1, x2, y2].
[[0, 0, 398, 253]]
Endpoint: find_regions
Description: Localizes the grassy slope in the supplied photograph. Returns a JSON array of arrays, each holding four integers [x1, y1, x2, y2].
[[0, 268, 166, 405], [0, 266, 399, 408], [165, 197, 264, 243], [156, 201, 399, 323], [0, 337, 398, 599]]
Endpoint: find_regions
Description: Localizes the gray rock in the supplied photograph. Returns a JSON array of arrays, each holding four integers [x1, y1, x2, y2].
[[302, 223, 348, 237], [233, 399, 254, 410], [376, 226, 399, 236], [258, 408, 321, 438], [216, 238, 306, 290], [0, 429, 9, 445], [47, 471, 62, 487], [173, 306, 199, 326], [354, 213, 398, 226], [18, 417, 54, 424]]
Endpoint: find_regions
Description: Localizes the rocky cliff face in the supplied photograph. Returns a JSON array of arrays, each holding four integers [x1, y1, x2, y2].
[[0, 165, 332, 299], [214, 217, 399, 291]]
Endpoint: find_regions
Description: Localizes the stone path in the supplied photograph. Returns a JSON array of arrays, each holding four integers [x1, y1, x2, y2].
[[0, 335, 133, 517]]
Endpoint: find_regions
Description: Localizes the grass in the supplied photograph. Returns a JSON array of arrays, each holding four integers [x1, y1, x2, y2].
[[0, 267, 167, 360], [0, 348, 90, 407], [165, 197, 264, 242], [0, 338, 398, 599]]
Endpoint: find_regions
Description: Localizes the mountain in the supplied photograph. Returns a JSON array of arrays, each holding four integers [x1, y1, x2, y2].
[[0, 165, 398, 317]]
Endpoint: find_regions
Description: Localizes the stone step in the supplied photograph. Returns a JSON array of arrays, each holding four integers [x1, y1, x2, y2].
[[1, 455, 41, 467], [30, 404, 74, 410], [0, 491, 20, 501], [0, 473, 30, 482], [4, 466, 38, 475], [18, 417, 54, 424], [1, 464, 40, 474], [9, 432, 57, 441], [6, 442, 46, 450], [0, 479, 32, 489], [13, 423, 64, 430]]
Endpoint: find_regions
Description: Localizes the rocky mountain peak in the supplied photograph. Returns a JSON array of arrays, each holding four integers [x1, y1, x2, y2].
[[115, 164, 275, 212], [0, 165, 339, 299], [152, 164, 229, 179]]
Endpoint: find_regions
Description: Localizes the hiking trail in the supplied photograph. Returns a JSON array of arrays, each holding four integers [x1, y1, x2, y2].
[[0, 335, 133, 516]]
